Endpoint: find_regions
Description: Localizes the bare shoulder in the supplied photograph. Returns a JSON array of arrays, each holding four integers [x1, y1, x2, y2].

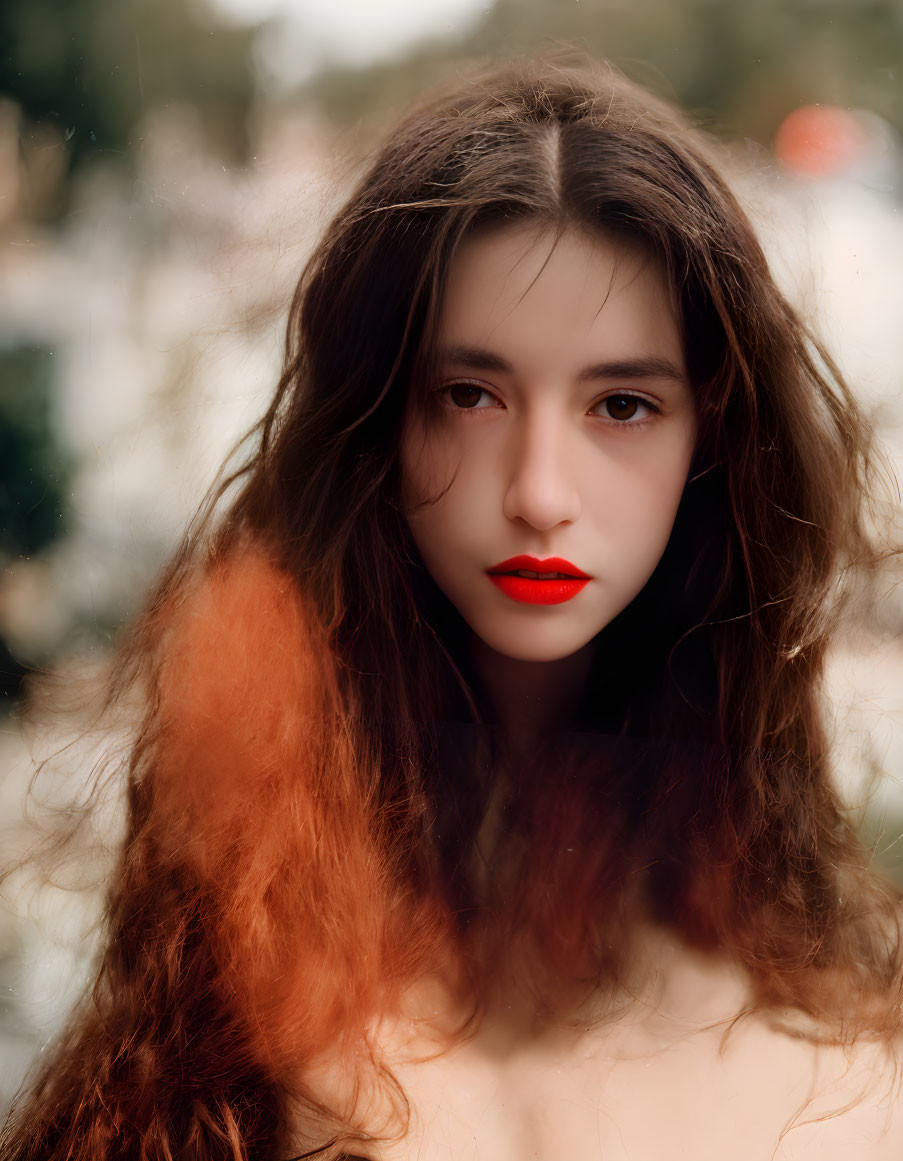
[[772, 1034, 903, 1161]]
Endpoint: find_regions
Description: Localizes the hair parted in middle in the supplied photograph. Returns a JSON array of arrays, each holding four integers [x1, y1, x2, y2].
[[5, 52, 900, 1161]]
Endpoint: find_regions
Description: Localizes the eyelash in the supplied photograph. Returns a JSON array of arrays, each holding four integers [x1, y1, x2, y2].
[[436, 381, 661, 429]]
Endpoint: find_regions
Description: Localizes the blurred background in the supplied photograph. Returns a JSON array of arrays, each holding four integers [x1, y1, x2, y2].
[[2, 0, 903, 1109]]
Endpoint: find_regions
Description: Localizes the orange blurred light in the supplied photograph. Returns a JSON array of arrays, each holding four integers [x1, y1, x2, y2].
[[774, 105, 867, 178]]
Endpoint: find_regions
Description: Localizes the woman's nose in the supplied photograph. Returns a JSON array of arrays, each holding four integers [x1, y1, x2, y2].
[[502, 412, 582, 531]]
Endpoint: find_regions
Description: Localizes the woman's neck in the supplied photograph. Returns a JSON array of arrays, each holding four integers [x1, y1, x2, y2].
[[468, 635, 596, 756]]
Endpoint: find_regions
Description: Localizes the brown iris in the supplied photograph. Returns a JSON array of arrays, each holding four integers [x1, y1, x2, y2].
[[447, 383, 485, 408], [604, 395, 639, 421]]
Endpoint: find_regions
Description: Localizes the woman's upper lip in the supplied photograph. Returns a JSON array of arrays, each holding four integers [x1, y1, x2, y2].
[[486, 555, 591, 578]]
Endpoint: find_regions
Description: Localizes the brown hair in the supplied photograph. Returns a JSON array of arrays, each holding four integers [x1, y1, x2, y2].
[[3, 52, 900, 1161]]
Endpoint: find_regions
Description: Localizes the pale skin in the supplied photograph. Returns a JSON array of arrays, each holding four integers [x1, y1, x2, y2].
[[293, 223, 903, 1159], [401, 222, 697, 755]]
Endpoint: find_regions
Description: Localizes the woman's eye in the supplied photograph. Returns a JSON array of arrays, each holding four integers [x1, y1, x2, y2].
[[442, 382, 498, 410], [592, 394, 656, 423]]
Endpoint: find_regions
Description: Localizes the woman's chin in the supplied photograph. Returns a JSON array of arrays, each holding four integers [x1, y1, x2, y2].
[[468, 627, 598, 666]]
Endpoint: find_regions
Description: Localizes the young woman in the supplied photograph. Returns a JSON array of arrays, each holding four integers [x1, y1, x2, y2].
[[3, 54, 903, 1161]]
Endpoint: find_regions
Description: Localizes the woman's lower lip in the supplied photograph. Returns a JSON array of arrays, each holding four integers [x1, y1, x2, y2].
[[488, 574, 590, 605]]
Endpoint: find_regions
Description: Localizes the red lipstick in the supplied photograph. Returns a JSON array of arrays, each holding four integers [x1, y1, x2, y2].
[[486, 555, 591, 606]]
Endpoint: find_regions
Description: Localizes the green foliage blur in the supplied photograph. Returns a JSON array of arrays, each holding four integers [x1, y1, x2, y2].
[[0, 0, 256, 214], [0, 0, 257, 697], [307, 0, 903, 148], [3, 0, 902, 214]]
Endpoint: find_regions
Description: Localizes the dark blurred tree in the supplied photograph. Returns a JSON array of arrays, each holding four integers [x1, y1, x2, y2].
[[304, 0, 903, 147], [0, 346, 68, 558], [0, 0, 257, 214], [0, 345, 69, 700]]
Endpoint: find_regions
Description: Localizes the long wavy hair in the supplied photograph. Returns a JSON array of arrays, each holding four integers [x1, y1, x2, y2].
[[3, 53, 901, 1161]]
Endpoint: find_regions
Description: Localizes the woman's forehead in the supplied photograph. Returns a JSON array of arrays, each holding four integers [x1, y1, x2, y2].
[[435, 221, 686, 384]]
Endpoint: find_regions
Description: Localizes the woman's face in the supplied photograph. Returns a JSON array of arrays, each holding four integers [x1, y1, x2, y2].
[[400, 222, 697, 663]]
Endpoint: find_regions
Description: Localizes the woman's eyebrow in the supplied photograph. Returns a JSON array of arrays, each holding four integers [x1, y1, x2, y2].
[[438, 344, 686, 384], [438, 345, 511, 373]]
